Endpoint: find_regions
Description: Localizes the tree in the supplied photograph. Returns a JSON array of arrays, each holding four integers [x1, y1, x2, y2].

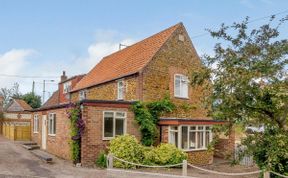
[[21, 92, 42, 109], [0, 83, 22, 107], [192, 16, 288, 174]]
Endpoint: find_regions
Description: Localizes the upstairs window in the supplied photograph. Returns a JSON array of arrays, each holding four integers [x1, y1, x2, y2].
[[33, 114, 39, 133], [63, 81, 72, 94], [174, 74, 189, 98], [79, 90, 87, 100], [117, 80, 124, 100], [48, 113, 56, 135]]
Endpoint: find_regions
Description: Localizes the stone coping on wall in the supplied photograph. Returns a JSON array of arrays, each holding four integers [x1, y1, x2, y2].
[[158, 118, 227, 125]]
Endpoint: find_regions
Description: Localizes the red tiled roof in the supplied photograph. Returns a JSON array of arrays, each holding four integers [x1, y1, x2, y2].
[[72, 23, 181, 92], [14, 99, 32, 111], [42, 90, 59, 108]]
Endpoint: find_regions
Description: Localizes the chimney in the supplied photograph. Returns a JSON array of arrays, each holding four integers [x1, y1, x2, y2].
[[61, 71, 68, 82]]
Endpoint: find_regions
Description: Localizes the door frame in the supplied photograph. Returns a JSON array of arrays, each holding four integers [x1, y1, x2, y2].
[[42, 115, 47, 150]]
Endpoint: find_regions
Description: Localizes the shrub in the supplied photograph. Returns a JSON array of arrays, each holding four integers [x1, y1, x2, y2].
[[143, 143, 187, 165], [109, 135, 144, 168], [95, 151, 107, 168], [109, 135, 187, 168]]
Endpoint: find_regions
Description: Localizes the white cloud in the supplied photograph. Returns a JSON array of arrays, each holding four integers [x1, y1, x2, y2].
[[0, 49, 36, 92], [68, 30, 136, 74]]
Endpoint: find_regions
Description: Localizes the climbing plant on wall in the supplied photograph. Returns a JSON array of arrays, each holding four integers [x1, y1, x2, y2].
[[131, 97, 175, 146], [66, 103, 85, 163]]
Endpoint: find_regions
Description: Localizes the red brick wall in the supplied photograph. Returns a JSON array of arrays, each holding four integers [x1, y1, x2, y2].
[[214, 127, 236, 159], [31, 108, 71, 160], [81, 104, 140, 166]]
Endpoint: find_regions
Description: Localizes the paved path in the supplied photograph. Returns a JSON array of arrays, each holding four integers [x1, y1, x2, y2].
[[0, 136, 185, 178]]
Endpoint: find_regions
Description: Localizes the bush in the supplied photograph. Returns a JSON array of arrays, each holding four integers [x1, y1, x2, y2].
[[95, 151, 107, 168], [109, 135, 144, 168], [109, 135, 187, 168], [143, 143, 187, 165]]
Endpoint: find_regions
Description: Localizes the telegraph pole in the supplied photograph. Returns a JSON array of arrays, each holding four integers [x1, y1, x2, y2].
[[32, 81, 35, 94]]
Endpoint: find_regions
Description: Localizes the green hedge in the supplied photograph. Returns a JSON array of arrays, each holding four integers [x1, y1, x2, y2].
[[108, 135, 187, 169]]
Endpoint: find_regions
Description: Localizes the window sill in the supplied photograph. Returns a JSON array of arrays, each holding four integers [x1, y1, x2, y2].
[[102, 137, 114, 141], [48, 134, 56, 137], [33, 132, 39, 134], [174, 96, 189, 100]]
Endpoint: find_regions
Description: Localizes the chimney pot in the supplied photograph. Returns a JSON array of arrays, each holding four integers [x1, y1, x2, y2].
[[61, 71, 68, 82]]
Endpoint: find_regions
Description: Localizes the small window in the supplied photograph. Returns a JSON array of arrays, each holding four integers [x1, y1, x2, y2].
[[33, 115, 39, 133], [103, 111, 126, 139], [174, 74, 189, 98], [48, 113, 56, 135], [63, 81, 72, 94], [79, 90, 87, 100], [117, 80, 124, 100]]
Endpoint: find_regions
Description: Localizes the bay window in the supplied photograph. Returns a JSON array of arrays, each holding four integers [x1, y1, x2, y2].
[[168, 125, 212, 151]]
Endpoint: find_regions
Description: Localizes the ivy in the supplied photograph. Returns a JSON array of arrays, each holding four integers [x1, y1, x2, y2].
[[66, 103, 85, 163], [131, 97, 175, 146]]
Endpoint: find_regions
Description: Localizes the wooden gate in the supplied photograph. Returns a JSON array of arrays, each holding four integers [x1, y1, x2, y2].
[[2, 122, 31, 141]]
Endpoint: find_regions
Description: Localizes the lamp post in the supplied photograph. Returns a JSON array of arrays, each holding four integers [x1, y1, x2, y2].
[[43, 80, 55, 104]]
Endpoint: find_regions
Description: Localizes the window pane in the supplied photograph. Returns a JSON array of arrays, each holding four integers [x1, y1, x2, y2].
[[53, 116, 56, 134], [116, 112, 125, 118], [198, 126, 204, 130], [175, 76, 181, 96], [104, 112, 114, 118], [182, 81, 188, 98], [170, 131, 178, 147], [205, 131, 210, 147], [170, 126, 178, 131], [104, 117, 113, 137], [115, 119, 124, 136], [206, 126, 211, 130], [189, 132, 196, 149], [181, 126, 188, 149], [190, 126, 196, 130], [197, 131, 204, 149]]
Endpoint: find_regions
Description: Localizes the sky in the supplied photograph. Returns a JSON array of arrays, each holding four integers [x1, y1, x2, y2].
[[0, 0, 287, 102]]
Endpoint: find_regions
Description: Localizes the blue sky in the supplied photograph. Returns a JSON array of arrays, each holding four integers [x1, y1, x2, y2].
[[0, 0, 287, 101]]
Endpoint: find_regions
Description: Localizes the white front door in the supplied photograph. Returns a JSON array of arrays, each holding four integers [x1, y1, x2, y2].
[[42, 115, 47, 150]]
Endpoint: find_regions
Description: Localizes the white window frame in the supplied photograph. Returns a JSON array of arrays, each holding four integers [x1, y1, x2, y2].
[[33, 114, 39, 133], [79, 90, 87, 100], [48, 113, 56, 136], [103, 111, 126, 140], [117, 80, 124, 100], [168, 125, 212, 151], [174, 74, 189, 99], [63, 81, 72, 94]]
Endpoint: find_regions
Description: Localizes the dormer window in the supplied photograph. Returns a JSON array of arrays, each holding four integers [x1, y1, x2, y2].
[[63, 81, 72, 94], [117, 80, 124, 100], [174, 74, 189, 98]]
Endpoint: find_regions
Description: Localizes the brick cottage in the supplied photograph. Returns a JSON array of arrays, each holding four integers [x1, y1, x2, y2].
[[31, 23, 233, 166]]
